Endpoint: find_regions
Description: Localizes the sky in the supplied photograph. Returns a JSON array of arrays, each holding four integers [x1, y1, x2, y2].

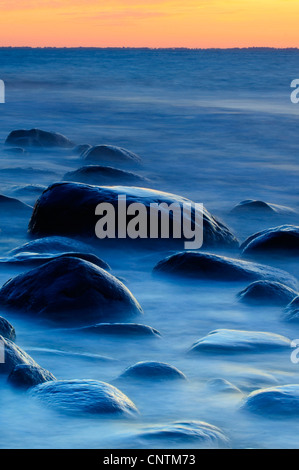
[[0, 0, 298, 48]]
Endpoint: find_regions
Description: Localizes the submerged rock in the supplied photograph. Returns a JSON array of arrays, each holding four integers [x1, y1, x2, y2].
[[238, 281, 298, 306], [83, 145, 141, 165], [63, 165, 147, 186], [241, 225, 299, 257], [9, 236, 94, 256], [4, 147, 26, 155], [242, 385, 299, 416], [30, 379, 138, 417], [8, 364, 56, 390], [154, 252, 298, 289], [284, 296, 299, 322], [0, 317, 16, 341], [0, 257, 143, 324], [0, 194, 32, 214], [137, 421, 229, 447], [79, 323, 160, 337], [231, 200, 297, 216], [28, 182, 239, 249], [0, 336, 40, 375], [5, 128, 74, 148], [0, 251, 110, 271], [205, 378, 243, 395], [73, 144, 92, 156], [119, 361, 186, 381], [189, 329, 291, 353]]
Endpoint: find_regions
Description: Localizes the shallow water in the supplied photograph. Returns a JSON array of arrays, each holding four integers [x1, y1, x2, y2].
[[0, 48, 298, 449]]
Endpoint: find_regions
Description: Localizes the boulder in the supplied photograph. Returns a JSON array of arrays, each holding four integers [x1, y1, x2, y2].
[[284, 296, 299, 322], [153, 252, 298, 289], [205, 378, 243, 395], [0, 335, 40, 375], [241, 225, 299, 257], [0, 257, 143, 324], [0, 194, 32, 214], [238, 280, 298, 306], [231, 200, 297, 216], [63, 165, 147, 186], [119, 361, 186, 381], [9, 236, 94, 256], [28, 182, 239, 249], [189, 329, 291, 354], [137, 421, 229, 447], [73, 144, 92, 156], [5, 128, 74, 148], [83, 145, 141, 165], [242, 385, 299, 416], [8, 364, 56, 390], [0, 316, 16, 341], [79, 323, 160, 337], [29, 379, 138, 417]]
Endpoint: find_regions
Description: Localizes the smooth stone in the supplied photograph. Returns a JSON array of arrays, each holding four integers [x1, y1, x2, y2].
[[242, 385, 299, 416], [5, 128, 74, 148], [0, 335, 40, 375], [63, 165, 147, 186], [231, 200, 297, 216], [0, 251, 110, 271], [284, 296, 299, 322], [83, 145, 141, 165], [0, 316, 16, 341], [0, 194, 32, 213], [241, 225, 299, 257], [73, 144, 92, 156], [137, 421, 229, 447], [29, 379, 138, 417], [205, 378, 243, 395], [119, 361, 186, 381], [11, 184, 46, 198], [79, 323, 161, 337], [28, 182, 239, 249], [4, 147, 26, 155], [9, 236, 94, 256], [189, 329, 291, 354], [153, 252, 298, 289], [8, 364, 56, 390], [238, 280, 298, 306], [0, 257, 142, 324]]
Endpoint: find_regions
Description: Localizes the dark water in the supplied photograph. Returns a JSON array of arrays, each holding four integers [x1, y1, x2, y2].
[[0, 48, 298, 448]]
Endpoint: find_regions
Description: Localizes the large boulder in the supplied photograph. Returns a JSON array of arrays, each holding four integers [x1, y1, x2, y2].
[[284, 296, 299, 322], [29, 379, 138, 417], [8, 236, 94, 256], [241, 225, 299, 257], [8, 364, 56, 390], [0, 257, 143, 324], [28, 182, 239, 249], [5, 129, 74, 148], [0, 335, 40, 375], [83, 145, 141, 165], [119, 361, 186, 381], [230, 200, 297, 216], [0, 316, 16, 341], [189, 329, 291, 354], [238, 280, 298, 306], [153, 252, 298, 289], [242, 385, 299, 416], [63, 165, 147, 186]]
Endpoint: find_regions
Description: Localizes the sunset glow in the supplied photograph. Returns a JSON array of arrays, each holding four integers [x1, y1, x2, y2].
[[0, 0, 298, 48]]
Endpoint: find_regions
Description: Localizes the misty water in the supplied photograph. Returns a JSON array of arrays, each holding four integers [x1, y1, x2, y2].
[[0, 48, 298, 448]]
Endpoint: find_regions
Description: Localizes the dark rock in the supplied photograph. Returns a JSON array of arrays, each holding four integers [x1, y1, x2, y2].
[[79, 323, 160, 337], [5, 128, 74, 148], [28, 182, 239, 249], [83, 145, 141, 165], [11, 184, 46, 198], [63, 165, 147, 186], [284, 296, 299, 322], [8, 364, 56, 389], [241, 225, 299, 257], [30, 379, 138, 417], [137, 421, 229, 447], [9, 236, 94, 256], [242, 385, 299, 416], [0, 251, 110, 271], [231, 200, 297, 216], [189, 329, 291, 354], [0, 335, 40, 375], [238, 280, 297, 306], [0, 316, 16, 341], [0, 256, 142, 324], [0, 194, 32, 213], [153, 252, 298, 289], [119, 361, 186, 381]]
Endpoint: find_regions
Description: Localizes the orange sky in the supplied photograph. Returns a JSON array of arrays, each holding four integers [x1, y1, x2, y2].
[[0, 0, 298, 48]]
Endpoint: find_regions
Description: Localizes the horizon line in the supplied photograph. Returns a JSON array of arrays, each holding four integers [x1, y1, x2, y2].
[[0, 46, 298, 50]]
